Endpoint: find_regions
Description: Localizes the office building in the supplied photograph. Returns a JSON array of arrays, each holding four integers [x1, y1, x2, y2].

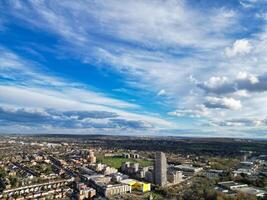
[[154, 152, 167, 186], [167, 170, 182, 184], [87, 150, 96, 164]]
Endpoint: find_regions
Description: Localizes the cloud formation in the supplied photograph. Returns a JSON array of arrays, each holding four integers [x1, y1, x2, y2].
[[204, 97, 242, 110], [0, 47, 172, 132], [212, 118, 263, 127], [168, 105, 209, 118], [1, 0, 267, 137], [3, 0, 239, 97], [0, 106, 152, 130], [198, 72, 267, 95], [157, 89, 166, 96], [225, 39, 252, 58]]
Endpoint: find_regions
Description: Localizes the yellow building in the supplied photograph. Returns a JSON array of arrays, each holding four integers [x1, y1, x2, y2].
[[121, 179, 151, 192]]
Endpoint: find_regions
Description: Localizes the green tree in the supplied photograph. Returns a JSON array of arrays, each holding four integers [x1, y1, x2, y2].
[[9, 176, 17, 187]]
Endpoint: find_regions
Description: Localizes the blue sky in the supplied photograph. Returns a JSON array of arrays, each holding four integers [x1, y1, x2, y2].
[[1, 0, 267, 138]]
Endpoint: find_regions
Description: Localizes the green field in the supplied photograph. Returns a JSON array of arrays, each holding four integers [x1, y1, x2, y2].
[[97, 156, 153, 169]]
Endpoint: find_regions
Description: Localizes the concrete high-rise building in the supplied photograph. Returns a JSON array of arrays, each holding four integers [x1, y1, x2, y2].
[[154, 152, 167, 186], [87, 150, 96, 164], [167, 170, 182, 184]]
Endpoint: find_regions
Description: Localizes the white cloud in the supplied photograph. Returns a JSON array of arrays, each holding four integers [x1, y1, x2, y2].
[[0, 85, 172, 128], [204, 96, 242, 110], [4, 0, 239, 97], [168, 104, 209, 118], [255, 12, 267, 20], [157, 89, 166, 96], [237, 71, 259, 84], [0, 49, 26, 69], [2, 0, 267, 135], [0, 47, 173, 130], [202, 76, 229, 89], [240, 0, 267, 9], [0, 105, 154, 130], [233, 90, 250, 97], [198, 72, 267, 95], [211, 118, 263, 127], [225, 39, 252, 58]]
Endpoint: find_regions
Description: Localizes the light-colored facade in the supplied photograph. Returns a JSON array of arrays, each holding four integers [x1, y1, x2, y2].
[[121, 162, 139, 174], [0, 178, 73, 199], [104, 184, 131, 197], [90, 176, 131, 197], [218, 181, 248, 190], [77, 183, 96, 200], [167, 170, 182, 184], [90, 163, 118, 175], [87, 150, 96, 164], [154, 152, 167, 186]]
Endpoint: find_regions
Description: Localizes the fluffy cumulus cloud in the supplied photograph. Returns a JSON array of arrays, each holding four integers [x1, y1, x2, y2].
[[225, 39, 252, 58], [198, 72, 267, 95], [197, 76, 231, 94], [204, 97, 242, 110]]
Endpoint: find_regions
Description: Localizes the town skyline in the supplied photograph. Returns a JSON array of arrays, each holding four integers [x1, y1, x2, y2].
[[1, 134, 266, 199]]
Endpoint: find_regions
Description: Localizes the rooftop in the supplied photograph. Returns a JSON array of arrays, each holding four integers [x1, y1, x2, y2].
[[235, 187, 267, 197], [218, 181, 248, 189]]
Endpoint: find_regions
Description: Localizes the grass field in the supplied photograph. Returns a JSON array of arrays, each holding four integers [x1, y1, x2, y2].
[[97, 156, 153, 169]]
